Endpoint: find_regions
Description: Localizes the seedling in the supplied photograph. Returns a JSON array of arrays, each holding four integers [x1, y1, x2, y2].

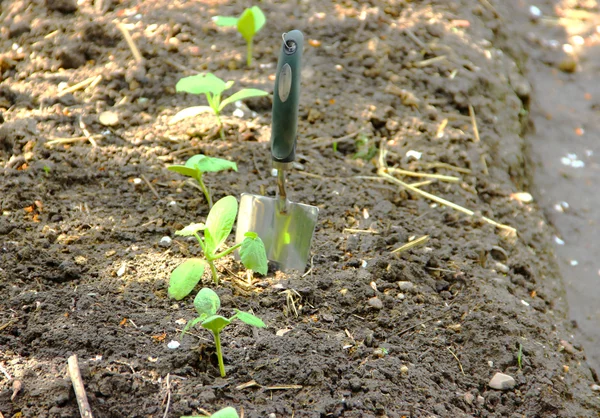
[[213, 6, 266, 67], [181, 287, 266, 377], [172, 72, 268, 139], [183, 406, 239, 418], [169, 196, 268, 291], [168, 154, 237, 208]]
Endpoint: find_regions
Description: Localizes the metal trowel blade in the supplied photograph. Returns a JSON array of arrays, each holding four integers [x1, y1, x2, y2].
[[236, 193, 319, 272]]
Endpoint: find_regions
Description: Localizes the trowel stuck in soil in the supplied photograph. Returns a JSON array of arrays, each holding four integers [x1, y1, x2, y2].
[[237, 30, 318, 272]]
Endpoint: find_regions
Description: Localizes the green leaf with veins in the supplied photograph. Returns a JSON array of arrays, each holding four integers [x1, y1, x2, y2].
[[193, 287, 221, 317], [239, 233, 268, 275], [186, 154, 238, 173], [201, 315, 232, 334], [204, 196, 238, 254], [234, 309, 267, 328], [176, 223, 206, 237], [176, 73, 227, 96], [168, 259, 206, 300], [219, 88, 269, 112]]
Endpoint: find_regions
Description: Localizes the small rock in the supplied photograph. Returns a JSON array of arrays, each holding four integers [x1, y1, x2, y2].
[[159, 236, 172, 248], [558, 57, 577, 73], [495, 262, 510, 274], [167, 340, 180, 349], [559, 340, 575, 354], [307, 108, 322, 123], [367, 296, 383, 310], [477, 395, 485, 406], [349, 377, 362, 392], [397, 281, 414, 291], [99, 111, 120, 127], [488, 372, 516, 390], [464, 392, 474, 405], [400, 365, 409, 374], [591, 384, 600, 392]]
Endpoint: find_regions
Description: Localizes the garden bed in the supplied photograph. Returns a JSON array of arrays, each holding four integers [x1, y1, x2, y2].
[[1, 0, 599, 417]]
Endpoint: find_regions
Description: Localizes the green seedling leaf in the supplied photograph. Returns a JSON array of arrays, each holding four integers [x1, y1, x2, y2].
[[170, 105, 213, 125], [182, 406, 240, 418], [239, 234, 268, 275], [180, 316, 205, 339], [212, 16, 239, 27], [237, 6, 265, 43], [176, 223, 206, 237], [205, 196, 238, 254], [176, 73, 227, 96], [219, 88, 269, 112], [234, 309, 267, 328], [167, 165, 198, 178], [194, 288, 221, 317], [187, 154, 238, 173], [202, 315, 231, 334], [169, 259, 206, 300], [244, 231, 258, 239]]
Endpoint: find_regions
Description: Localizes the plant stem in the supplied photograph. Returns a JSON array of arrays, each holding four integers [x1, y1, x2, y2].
[[208, 260, 219, 284], [246, 39, 253, 68], [196, 173, 213, 208], [213, 331, 226, 377], [213, 242, 243, 260], [214, 113, 225, 140]]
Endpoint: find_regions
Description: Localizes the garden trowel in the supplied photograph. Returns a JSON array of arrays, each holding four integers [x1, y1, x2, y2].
[[236, 30, 319, 272]]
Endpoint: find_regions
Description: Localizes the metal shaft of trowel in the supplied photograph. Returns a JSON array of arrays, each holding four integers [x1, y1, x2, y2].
[[274, 160, 291, 214]]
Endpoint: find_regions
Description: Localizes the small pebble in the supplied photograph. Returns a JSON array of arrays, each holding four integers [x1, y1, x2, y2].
[[560, 340, 575, 354], [167, 340, 180, 349], [529, 5, 542, 21], [232, 108, 244, 118], [488, 372, 516, 390], [554, 236, 565, 245], [99, 110, 120, 127], [159, 236, 172, 247], [464, 392, 474, 405], [591, 384, 600, 391], [397, 281, 414, 291], [405, 150, 422, 161], [368, 297, 383, 310], [495, 262, 510, 274], [400, 365, 409, 374], [116, 263, 127, 277], [477, 395, 485, 406]]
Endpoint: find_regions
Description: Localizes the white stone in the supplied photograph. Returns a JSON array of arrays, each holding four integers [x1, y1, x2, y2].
[[489, 372, 516, 390]]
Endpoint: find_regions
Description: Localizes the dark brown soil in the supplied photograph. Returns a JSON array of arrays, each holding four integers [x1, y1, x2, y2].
[[1, 0, 599, 417]]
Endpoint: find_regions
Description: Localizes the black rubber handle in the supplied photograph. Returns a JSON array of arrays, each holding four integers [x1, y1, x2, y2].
[[271, 30, 304, 164]]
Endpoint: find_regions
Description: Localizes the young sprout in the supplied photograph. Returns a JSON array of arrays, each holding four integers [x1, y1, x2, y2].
[[181, 288, 266, 377], [213, 6, 266, 68], [171, 73, 267, 139], [168, 154, 237, 208], [182, 406, 239, 418], [168, 196, 268, 291]]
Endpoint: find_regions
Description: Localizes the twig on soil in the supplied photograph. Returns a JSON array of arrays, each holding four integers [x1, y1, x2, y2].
[[410, 180, 434, 188], [115, 22, 144, 64], [343, 228, 379, 234], [308, 127, 368, 149], [161, 373, 171, 418], [67, 354, 94, 418], [480, 154, 489, 175], [302, 255, 315, 278], [45, 135, 103, 147], [418, 162, 472, 174], [141, 175, 160, 199], [265, 384, 303, 390], [436, 118, 448, 138], [414, 55, 446, 68], [377, 147, 516, 235], [391, 235, 429, 254], [386, 166, 460, 183], [79, 117, 98, 147], [468, 105, 480, 143], [59, 75, 101, 96], [447, 347, 465, 375], [0, 362, 12, 380], [404, 28, 427, 49], [164, 58, 196, 74], [0, 319, 17, 332]]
